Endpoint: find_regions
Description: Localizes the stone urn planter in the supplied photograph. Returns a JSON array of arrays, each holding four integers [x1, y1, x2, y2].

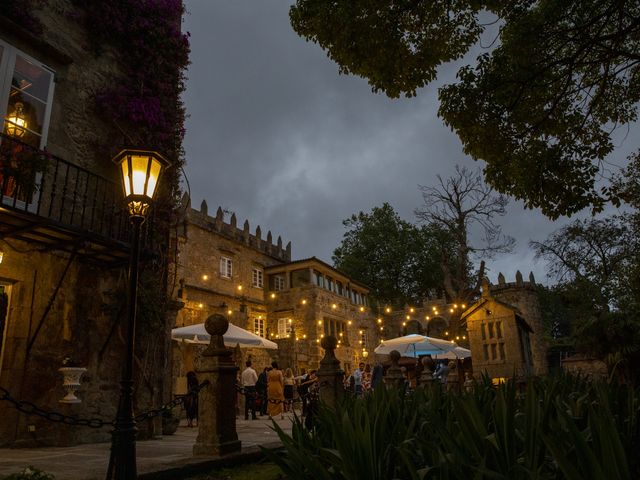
[[58, 367, 87, 404]]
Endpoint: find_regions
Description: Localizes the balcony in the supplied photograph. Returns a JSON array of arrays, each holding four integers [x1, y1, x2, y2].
[[0, 132, 134, 265]]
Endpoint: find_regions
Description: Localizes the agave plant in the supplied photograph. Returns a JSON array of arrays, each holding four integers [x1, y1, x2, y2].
[[264, 374, 638, 480]]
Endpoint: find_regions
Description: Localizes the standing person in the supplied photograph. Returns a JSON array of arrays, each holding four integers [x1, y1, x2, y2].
[[303, 371, 319, 430], [362, 364, 372, 394], [353, 362, 364, 398], [241, 360, 258, 420], [435, 361, 450, 384], [283, 368, 295, 413], [371, 361, 384, 390], [298, 369, 314, 417], [256, 367, 269, 416], [184, 371, 199, 427], [267, 361, 285, 419]]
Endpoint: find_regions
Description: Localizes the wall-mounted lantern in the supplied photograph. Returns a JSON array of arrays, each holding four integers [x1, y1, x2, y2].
[[6, 102, 27, 138]]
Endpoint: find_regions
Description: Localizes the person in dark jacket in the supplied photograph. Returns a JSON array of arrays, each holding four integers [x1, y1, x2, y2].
[[371, 361, 384, 390], [256, 367, 269, 416], [184, 371, 199, 427]]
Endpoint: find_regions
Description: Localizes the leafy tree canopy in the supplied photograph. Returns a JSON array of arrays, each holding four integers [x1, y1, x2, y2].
[[332, 203, 446, 306], [290, 1, 640, 218], [532, 215, 640, 376]]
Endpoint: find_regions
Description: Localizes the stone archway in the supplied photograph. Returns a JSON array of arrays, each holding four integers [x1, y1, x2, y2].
[[427, 316, 448, 338]]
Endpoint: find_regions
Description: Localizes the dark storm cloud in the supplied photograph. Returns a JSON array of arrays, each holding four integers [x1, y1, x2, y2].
[[182, 1, 635, 287]]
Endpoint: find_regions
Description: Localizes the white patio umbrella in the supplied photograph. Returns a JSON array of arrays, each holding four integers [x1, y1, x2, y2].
[[171, 322, 278, 349], [433, 346, 472, 360], [374, 334, 457, 358]]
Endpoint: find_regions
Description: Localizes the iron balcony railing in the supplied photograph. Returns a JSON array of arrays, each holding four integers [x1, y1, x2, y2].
[[0, 131, 131, 244]]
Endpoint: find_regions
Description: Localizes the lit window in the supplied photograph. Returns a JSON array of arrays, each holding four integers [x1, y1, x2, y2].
[[273, 275, 285, 291], [254, 316, 265, 337], [220, 256, 232, 278], [277, 318, 291, 337], [252, 268, 263, 288], [0, 40, 55, 149]]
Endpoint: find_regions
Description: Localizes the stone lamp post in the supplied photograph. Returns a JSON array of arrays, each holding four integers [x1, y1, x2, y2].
[[193, 314, 241, 456]]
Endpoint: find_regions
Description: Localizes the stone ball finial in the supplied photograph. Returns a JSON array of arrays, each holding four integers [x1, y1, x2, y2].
[[321, 335, 338, 351], [204, 314, 229, 336]]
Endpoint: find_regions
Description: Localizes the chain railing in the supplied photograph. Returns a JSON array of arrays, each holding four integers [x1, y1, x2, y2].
[[0, 381, 210, 429]]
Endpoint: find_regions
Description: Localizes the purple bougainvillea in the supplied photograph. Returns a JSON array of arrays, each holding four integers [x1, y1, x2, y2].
[[77, 0, 190, 173]]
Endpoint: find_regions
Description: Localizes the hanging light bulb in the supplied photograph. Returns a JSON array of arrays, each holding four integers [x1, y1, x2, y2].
[[6, 102, 27, 138]]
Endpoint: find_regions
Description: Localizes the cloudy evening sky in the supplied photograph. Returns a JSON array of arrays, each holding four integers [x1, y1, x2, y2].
[[181, 1, 636, 286]]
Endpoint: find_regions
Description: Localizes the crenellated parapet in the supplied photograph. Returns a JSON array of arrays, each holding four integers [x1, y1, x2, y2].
[[489, 270, 538, 293], [178, 194, 291, 261]]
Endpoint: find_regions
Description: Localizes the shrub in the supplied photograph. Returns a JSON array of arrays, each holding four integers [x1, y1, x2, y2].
[[3, 466, 55, 480], [264, 374, 639, 479]]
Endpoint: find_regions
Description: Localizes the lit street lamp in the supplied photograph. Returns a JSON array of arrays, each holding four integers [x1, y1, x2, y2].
[[108, 149, 170, 479]]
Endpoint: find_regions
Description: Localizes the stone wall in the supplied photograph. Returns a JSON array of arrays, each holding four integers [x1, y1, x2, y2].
[[0, 2, 178, 446], [170, 197, 290, 386], [0, 240, 126, 446]]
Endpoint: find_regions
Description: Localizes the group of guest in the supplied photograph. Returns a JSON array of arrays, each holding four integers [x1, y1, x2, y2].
[[240, 360, 318, 420], [345, 361, 385, 397]]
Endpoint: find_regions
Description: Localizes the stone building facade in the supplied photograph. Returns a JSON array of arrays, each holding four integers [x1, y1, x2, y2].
[[170, 197, 381, 384], [170, 196, 291, 389], [264, 257, 377, 375], [462, 272, 548, 381], [0, 4, 183, 447], [383, 299, 470, 347]]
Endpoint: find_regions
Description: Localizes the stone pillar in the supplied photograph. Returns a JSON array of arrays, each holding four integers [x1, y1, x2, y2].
[[317, 336, 344, 409], [193, 314, 241, 456], [384, 351, 405, 389], [420, 356, 437, 389], [463, 372, 474, 393], [446, 361, 459, 392]]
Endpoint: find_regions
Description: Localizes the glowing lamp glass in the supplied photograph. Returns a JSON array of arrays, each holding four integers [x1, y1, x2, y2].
[[6, 102, 27, 138], [113, 149, 169, 217]]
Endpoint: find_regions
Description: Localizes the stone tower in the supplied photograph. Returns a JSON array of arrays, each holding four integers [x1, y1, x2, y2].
[[490, 272, 548, 375]]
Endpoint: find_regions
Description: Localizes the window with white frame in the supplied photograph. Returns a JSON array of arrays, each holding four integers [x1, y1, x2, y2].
[[252, 268, 263, 288], [0, 40, 55, 149], [253, 316, 265, 337], [277, 318, 291, 337], [219, 256, 232, 279], [273, 275, 285, 291]]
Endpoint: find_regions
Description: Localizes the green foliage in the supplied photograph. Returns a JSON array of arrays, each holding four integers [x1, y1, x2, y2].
[[290, 1, 640, 218], [531, 215, 634, 312], [183, 462, 282, 480], [532, 214, 640, 382], [332, 203, 446, 306], [290, 1, 484, 99], [264, 375, 640, 479], [3, 466, 55, 480]]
